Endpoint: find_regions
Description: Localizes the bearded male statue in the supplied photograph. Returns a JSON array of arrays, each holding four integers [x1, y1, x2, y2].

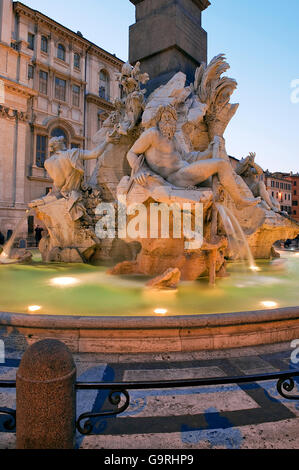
[[126, 105, 260, 208]]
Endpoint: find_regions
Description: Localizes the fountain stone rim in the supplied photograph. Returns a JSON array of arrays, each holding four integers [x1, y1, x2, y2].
[[0, 307, 299, 354]]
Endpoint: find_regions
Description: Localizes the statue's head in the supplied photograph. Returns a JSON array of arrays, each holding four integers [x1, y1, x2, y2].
[[156, 105, 178, 140], [49, 136, 66, 153], [121, 62, 133, 78]]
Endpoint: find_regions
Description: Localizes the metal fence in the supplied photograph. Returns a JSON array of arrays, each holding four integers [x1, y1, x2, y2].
[[1, 369, 298, 436]]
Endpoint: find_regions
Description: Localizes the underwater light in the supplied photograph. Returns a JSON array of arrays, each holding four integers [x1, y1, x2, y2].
[[250, 265, 261, 272], [50, 277, 80, 287], [28, 305, 42, 313], [261, 301, 278, 308], [154, 308, 168, 315]]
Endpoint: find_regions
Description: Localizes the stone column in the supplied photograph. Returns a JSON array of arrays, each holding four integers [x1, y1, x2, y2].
[[16, 339, 76, 449], [129, 0, 210, 92]]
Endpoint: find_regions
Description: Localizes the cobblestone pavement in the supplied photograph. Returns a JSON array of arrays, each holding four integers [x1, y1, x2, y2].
[[0, 342, 298, 449]]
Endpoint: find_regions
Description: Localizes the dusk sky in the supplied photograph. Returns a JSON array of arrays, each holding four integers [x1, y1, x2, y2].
[[22, 0, 299, 173]]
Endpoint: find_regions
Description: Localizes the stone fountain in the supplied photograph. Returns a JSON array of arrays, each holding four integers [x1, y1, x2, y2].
[[27, 56, 299, 288], [1, 0, 299, 355]]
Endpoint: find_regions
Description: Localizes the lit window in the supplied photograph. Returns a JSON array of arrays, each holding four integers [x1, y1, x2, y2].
[[57, 44, 66, 61], [36, 135, 47, 168], [41, 36, 48, 53], [55, 77, 66, 101], [39, 70, 48, 95], [72, 84, 80, 107]]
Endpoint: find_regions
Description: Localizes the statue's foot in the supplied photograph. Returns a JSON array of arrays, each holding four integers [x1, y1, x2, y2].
[[236, 196, 261, 209]]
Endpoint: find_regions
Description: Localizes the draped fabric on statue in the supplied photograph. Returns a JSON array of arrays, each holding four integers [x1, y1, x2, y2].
[[45, 149, 85, 196]]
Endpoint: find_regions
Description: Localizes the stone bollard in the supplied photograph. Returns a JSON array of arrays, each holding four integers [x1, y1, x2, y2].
[[16, 339, 76, 449]]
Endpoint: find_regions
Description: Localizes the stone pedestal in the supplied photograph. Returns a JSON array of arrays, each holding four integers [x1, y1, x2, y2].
[[129, 0, 210, 92], [16, 340, 76, 449]]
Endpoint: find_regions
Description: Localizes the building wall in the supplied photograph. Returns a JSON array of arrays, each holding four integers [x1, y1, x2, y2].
[[287, 175, 299, 222], [265, 174, 292, 215], [0, 0, 123, 239]]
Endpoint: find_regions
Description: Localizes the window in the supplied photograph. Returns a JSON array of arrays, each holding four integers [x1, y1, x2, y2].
[[99, 70, 110, 101], [71, 143, 80, 149], [39, 70, 48, 95], [293, 201, 298, 206], [57, 44, 66, 61], [74, 53, 80, 69], [55, 77, 66, 101], [51, 127, 68, 147], [294, 210, 297, 215], [28, 33, 35, 50], [72, 84, 80, 107], [36, 135, 47, 168], [271, 181, 274, 188], [294, 181, 297, 187], [294, 190, 297, 196], [28, 65, 34, 79], [41, 36, 48, 53]]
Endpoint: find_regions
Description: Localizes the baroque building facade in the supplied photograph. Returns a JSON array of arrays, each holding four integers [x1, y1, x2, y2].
[[0, 0, 123, 239]]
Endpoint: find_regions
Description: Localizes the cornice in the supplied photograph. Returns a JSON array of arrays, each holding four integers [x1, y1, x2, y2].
[[86, 93, 115, 111], [0, 75, 37, 98], [130, 0, 211, 10], [13, 2, 124, 68]]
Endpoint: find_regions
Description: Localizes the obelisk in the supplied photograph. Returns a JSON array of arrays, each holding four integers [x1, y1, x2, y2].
[[129, 0, 210, 92]]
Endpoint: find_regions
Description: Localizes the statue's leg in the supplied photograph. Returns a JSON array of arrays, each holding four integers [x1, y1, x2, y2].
[[168, 159, 260, 207]]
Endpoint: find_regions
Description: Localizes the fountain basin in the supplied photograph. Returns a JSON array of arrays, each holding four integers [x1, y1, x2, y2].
[[1, 251, 299, 353], [0, 307, 298, 353]]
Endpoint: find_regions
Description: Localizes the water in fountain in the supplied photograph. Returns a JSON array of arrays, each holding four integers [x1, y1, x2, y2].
[[216, 203, 259, 272], [0, 210, 30, 264]]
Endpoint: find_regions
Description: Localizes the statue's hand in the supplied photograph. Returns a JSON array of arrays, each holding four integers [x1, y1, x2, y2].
[[134, 169, 149, 186], [247, 152, 256, 164], [106, 133, 121, 145]]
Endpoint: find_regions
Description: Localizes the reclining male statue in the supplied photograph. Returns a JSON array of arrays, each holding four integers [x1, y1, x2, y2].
[[125, 105, 260, 208]]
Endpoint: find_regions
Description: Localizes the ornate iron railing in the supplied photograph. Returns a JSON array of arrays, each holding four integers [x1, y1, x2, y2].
[[0, 381, 16, 431], [0, 371, 298, 435], [75, 370, 299, 435]]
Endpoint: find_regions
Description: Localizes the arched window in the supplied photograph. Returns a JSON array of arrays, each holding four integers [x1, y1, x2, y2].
[[51, 127, 68, 148], [41, 36, 48, 53], [74, 53, 80, 69], [57, 44, 66, 61], [99, 70, 110, 102]]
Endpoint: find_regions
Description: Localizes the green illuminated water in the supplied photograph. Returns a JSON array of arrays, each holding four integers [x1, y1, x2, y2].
[[0, 250, 298, 317]]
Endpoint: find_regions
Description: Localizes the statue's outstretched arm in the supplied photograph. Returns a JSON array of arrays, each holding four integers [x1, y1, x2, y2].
[[82, 133, 120, 161]]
